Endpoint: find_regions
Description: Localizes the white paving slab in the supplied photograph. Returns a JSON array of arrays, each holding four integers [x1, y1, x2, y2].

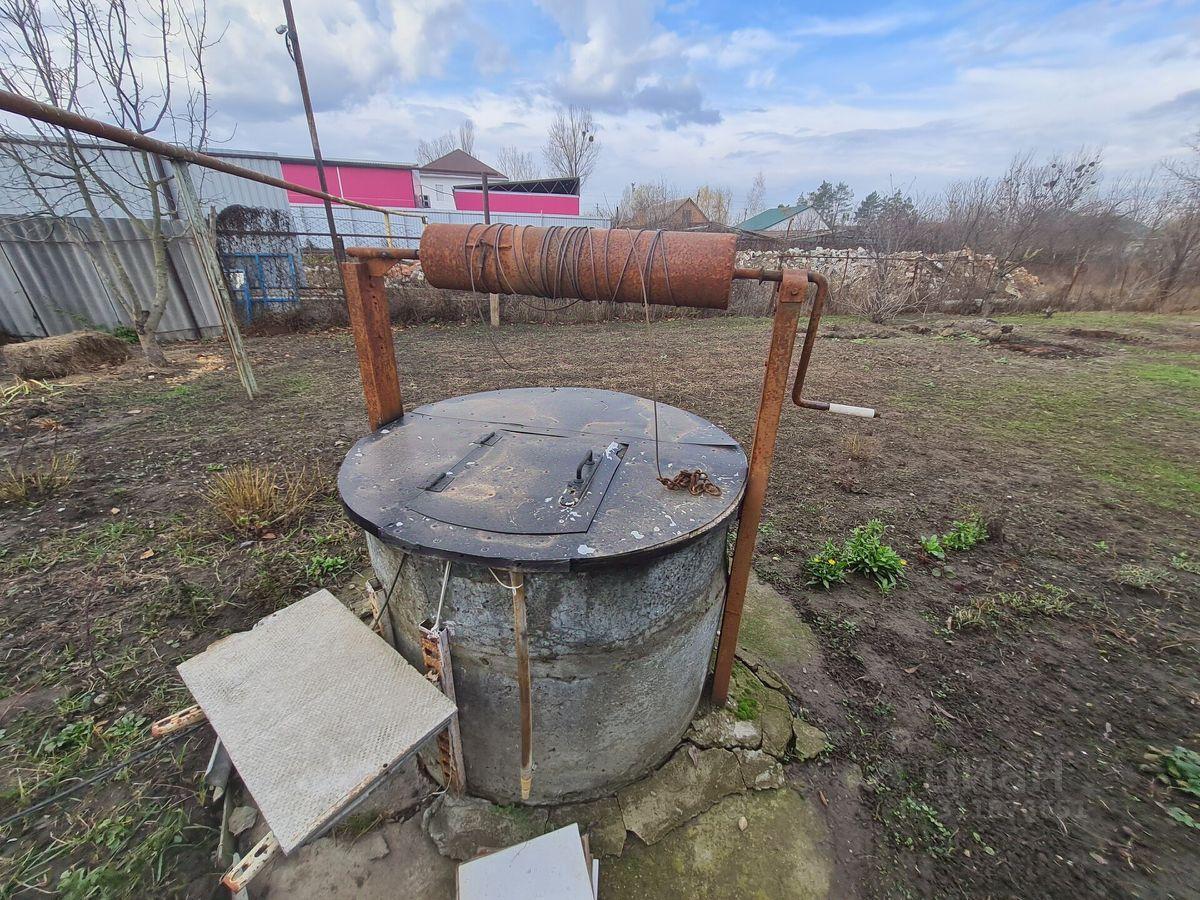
[[178, 589, 455, 853]]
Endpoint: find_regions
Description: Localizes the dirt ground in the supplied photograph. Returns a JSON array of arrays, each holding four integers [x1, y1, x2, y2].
[[1, 310, 1197, 898]]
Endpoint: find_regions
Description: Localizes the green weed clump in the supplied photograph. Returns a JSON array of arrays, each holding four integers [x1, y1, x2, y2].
[[805, 521, 907, 594], [1171, 551, 1200, 575], [918, 534, 946, 560], [1142, 745, 1200, 830], [843, 519, 907, 594], [1112, 563, 1174, 593], [305, 553, 349, 581], [942, 514, 988, 551], [803, 540, 848, 590]]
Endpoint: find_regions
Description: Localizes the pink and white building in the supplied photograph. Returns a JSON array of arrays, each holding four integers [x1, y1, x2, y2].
[[239, 147, 582, 217]]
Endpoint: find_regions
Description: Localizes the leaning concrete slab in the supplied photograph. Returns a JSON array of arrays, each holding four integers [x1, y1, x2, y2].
[[602, 788, 833, 900]]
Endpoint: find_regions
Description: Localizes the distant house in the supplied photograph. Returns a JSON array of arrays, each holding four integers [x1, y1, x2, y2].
[[734, 203, 814, 234], [622, 197, 709, 230], [415, 150, 505, 211]]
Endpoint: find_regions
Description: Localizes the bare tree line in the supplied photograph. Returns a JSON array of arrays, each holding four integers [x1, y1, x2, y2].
[[416, 105, 602, 187]]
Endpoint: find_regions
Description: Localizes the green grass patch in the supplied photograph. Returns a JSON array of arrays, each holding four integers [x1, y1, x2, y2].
[[1127, 362, 1200, 392], [898, 357, 1200, 512]]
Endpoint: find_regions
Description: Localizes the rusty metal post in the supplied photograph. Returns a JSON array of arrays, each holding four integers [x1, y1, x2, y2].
[[342, 259, 403, 430], [710, 269, 810, 706]]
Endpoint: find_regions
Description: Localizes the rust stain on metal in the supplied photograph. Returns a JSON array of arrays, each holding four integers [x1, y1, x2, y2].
[[710, 270, 810, 706], [418, 223, 737, 310]]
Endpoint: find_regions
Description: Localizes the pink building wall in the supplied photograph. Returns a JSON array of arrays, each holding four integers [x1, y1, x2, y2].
[[453, 190, 580, 215], [281, 162, 416, 208]]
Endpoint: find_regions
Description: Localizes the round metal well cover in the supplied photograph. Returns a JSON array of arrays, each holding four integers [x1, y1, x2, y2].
[[338, 387, 747, 570]]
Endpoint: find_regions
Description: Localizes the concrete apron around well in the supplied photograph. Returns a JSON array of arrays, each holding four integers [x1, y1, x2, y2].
[[367, 525, 728, 804]]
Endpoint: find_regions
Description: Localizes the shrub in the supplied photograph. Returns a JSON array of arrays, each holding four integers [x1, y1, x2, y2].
[[202, 463, 320, 536]]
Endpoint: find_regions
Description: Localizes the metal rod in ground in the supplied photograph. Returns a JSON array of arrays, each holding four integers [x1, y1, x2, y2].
[[510, 571, 533, 800], [710, 274, 806, 704], [281, 0, 345, 266]]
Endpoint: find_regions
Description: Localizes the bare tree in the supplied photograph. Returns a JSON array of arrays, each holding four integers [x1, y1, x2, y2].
[[457, 119, 475, 156], [694, 184, 732, 225], [853, 190, 925, 322], [0, 0, 215, 366], [739, 172, 765, 223], [415, 119, 475, 164], [1134, 159, 1200, 305], [611, 179, 679, 228], [543, 105, 600, 187], [496, 145, 538, 181]]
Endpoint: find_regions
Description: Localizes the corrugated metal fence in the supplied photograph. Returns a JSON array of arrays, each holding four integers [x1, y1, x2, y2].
[[0, 216, 223, 340]]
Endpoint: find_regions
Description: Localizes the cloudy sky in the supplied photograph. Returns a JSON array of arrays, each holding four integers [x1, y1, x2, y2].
[[202, 0, 1199, 210]]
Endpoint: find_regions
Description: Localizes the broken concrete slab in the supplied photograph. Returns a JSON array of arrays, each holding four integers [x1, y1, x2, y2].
[[548, 796, 627, 858], [616, 746, 742, 845], [422, 793, 549, 861], [258, 814, 453, 899], [759, 692, 794, 758], [737, 574, 820, 673], [227, 806, 257, 836], [602, 788, 833, 899], [687, 706, 762, 750], [792, 719, 829, 761], [736, 749, 785, 790]]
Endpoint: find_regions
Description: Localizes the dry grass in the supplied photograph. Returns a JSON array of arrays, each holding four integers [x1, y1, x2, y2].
[[1, 378, 61, 408], [947, 586, 1074, 631], [841, 433, 882, 461], [202, 463, 321, 536], [0, 451, 80, 504], [1, 331, 131, 380]]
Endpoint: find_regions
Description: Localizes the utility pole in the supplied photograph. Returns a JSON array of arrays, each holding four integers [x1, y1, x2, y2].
[[483, 172, 500, 328], [279, 0, 345, 264]]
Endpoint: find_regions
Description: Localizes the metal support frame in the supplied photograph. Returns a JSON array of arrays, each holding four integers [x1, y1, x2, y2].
[[336, 240, 875, 711]]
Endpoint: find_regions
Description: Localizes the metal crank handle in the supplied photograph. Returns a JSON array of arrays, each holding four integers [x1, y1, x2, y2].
[[791, 271, 880, 420], [797, 398, 879, 418]]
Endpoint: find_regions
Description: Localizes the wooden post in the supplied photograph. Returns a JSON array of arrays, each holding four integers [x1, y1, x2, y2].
[[343, 259, 403, 430], [170, 161, 258, 399], [482, 173, 500, 327]]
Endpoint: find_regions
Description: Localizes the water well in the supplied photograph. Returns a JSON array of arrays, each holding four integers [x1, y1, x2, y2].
[[339, 386, 748, 803]]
